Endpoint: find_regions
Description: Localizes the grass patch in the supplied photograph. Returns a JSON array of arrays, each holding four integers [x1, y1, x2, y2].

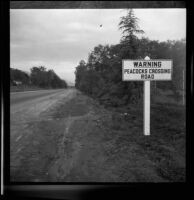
[[99, 100, 185, 182]]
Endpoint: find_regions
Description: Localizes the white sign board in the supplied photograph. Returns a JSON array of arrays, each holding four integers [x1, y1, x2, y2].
[[122, 57, 173, 136], [122, 60, 172, 81]]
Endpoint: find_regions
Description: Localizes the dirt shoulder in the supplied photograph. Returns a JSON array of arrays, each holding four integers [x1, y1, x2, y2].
[[10, 89, 185, 182]]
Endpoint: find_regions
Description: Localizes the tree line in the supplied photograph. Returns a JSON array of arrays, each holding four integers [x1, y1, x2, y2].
[[10, 66, 67, 89], [75, 9, 185, 106]]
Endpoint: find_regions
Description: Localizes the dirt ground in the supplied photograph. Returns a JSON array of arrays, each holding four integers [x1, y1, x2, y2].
[[10, 89, 185, 182]]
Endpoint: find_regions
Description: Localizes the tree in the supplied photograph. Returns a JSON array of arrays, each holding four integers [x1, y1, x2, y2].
[[10, 68, 30, 85], [30, 66, 67, 88], [75, 9, 185, 106], [119, 9, 144, 41], [119, 9, 144, 58], [75, 60, 87, 89], [30, 66, 46, 87]]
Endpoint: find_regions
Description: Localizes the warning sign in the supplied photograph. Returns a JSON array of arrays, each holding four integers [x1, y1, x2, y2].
[[122, 60, 173, 81]]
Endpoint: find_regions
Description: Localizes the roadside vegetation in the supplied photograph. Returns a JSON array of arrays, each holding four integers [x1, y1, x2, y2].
[[10, 66, 67, 92], [73, 9, 185, 181], [75, 9, 185, 107]]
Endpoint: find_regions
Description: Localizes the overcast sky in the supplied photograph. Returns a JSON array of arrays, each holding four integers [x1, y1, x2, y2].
[[10, 9, 186, 85]]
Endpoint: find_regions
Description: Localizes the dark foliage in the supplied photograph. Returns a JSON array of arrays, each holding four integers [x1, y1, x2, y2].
[[10, 66, 67, 89], [75, 9, 186, 106], [30, 66, 67, 88], [10, 68, 30, 85]]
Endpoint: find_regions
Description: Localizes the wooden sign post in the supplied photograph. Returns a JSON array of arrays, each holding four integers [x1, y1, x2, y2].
[[144, 56, 151, 135], [122, 57, 173, 136]]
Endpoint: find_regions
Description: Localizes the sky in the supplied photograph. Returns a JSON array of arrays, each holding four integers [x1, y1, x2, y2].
[[10, 9, 186, 85]]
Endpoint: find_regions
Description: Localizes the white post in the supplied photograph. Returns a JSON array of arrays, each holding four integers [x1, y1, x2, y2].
[[144, 56, 150, 136]]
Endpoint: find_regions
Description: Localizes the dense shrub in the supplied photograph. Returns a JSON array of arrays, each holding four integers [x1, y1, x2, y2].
[[75, 9, 185, 106]]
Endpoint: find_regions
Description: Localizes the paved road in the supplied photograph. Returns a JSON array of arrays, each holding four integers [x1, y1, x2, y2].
[[10, 89, 75, 117], [10, 88, 76, 134], [10, 89, 67, 105]]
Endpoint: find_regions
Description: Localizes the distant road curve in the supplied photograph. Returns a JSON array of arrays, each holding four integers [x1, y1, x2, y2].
[[10, 89, 67, 105]]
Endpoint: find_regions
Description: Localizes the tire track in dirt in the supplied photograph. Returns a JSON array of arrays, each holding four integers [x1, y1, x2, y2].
[[48, 116, 85, 181], [44, 92, 166, 182], [46, 93, 94, 181]]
